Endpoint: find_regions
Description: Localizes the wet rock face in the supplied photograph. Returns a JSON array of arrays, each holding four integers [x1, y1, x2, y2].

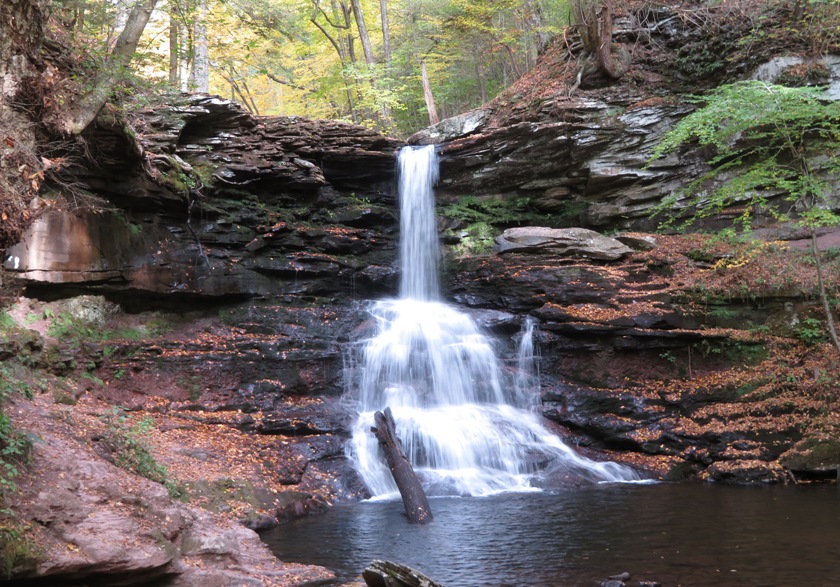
[[3, 96, 401, 303], [440, 242, 823, 486]]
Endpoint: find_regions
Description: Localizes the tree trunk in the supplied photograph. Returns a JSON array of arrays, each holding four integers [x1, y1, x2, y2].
[[362, 560, 444, 587], [169, 9, 180, 87], [190, 0, 209, 93], [371, 408, 433, 524], [810, 229, 840, 354], [379, 0, 391, 65], [106, 0, 131, 49], [59, 0, 159, 135], [350, 0, 375, 66], [475, 56, 487, 103], [572, 0, 628, 81], [421, 61, 439, 126]]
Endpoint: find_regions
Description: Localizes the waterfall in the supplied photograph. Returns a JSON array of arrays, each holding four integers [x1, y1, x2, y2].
[[348, 145, 638, 498]]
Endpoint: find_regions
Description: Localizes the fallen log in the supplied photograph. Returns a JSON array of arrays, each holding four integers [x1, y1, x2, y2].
[[371, 407, 433, 524], [362, 559, 445, 587]]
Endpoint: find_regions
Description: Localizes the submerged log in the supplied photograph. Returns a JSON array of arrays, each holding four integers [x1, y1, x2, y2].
[[362, 559, 445, 587], [371, 408, 433, 524]]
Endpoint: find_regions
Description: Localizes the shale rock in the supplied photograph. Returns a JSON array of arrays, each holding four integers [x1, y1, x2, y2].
[[363, 560, 445, 587], [3, 96, 400, 303]]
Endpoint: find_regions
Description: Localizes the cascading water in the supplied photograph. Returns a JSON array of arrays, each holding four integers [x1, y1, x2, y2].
[[348, 145, 638, 498]]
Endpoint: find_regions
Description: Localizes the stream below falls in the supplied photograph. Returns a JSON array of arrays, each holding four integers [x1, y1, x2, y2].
[[260, 483, 840, 587]]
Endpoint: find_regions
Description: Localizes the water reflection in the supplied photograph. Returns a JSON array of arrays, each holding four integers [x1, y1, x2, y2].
[[261, 484, 840, 587]]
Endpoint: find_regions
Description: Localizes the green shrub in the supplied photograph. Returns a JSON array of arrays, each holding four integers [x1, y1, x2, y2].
[[0, 414, 30, 503], [0, 314, 15, 330], [0, 518, 40, 579], [0, 366, 34, 503]]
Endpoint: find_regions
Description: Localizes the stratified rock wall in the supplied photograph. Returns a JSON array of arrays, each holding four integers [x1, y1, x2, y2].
[[3, 96, 401, 303]]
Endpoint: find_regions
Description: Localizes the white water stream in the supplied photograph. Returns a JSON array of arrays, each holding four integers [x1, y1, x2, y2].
[[348, 145, 638, 498]]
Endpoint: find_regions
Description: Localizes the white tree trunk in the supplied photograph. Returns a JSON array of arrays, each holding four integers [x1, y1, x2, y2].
[[380, 0, 391, 65], [190, 0, 209, 93]]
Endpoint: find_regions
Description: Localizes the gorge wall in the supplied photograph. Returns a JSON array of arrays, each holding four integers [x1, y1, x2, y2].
[[2, 2, 840, 582]]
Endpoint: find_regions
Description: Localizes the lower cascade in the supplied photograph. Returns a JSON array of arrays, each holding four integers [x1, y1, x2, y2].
[[348, 145, 638, 498]]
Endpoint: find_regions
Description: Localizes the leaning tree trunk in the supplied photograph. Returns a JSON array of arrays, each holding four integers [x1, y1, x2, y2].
[[421, 61, 439, 126], [810, 229, 840, 354], [372, 408, 433, 524], [59, 0, 159, 135], [350, 0, 375, 66]]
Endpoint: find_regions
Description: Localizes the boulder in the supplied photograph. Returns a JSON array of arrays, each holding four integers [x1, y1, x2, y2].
[[408, 108, 492, 144], [495, 227, 633, 260]]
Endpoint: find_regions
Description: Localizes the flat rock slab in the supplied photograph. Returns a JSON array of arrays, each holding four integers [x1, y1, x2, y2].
[[363, 560, 445, 587], [496, 227, 633, 260]]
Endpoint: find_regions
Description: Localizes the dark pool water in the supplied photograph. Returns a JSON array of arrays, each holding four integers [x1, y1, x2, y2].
[[260, 483, 840, 587]]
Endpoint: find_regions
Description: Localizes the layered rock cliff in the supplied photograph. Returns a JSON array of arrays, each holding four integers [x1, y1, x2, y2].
[[2, 1, 840, 583]]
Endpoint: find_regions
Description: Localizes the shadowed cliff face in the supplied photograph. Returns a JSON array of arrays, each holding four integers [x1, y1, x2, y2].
[[3, 96, 401, 304]]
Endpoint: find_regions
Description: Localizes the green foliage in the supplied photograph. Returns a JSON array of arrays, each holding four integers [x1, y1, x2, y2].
[[440, 195, 557, 255], [0, 314, 14, 330], [0, 414, 30, 503], [46, 311, 168, 347], [692, 339, 768, 365], [0, 518, 40, 579], [0, 368, 34, 403], [650, 81, 840, 230], [99, 409, 184, 499], [796, 316, 827, 345], [651, 80, 840, 351], [451, 222, 497, 257], [46, 312, 96, 344], [440, 194, 550, 225], [0, 366, 33, 506]]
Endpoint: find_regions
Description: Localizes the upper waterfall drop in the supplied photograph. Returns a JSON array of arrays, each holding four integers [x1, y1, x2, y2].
[[348, 145, 639, 498], [397, 145, 440, 301]]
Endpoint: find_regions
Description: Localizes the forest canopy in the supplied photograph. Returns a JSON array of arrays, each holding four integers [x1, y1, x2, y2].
[[51, 0, 573, 136]]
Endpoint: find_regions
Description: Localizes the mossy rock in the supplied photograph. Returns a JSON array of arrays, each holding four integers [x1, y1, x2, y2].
[[780, 437, 840, 473]]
